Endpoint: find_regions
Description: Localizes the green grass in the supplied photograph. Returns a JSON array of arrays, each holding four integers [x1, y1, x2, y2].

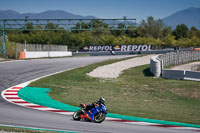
[[30, 57, 200, 125]]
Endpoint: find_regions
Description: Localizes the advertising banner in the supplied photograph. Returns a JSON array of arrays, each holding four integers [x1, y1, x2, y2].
[[82, 45, 152, 52]]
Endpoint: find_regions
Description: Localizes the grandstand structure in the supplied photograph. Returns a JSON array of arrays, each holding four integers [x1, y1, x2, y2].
[[0, 18, 136, 58]]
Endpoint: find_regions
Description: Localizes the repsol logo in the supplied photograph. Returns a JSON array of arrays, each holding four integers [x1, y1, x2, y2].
[[83, 45, 152, 51], [120, 45, 151, 51]]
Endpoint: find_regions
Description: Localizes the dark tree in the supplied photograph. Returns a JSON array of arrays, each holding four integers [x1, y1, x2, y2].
[[173, 24, 189, 39]]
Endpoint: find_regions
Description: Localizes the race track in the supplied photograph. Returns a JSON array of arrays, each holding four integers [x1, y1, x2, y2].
[[0, 56, 195, 133]]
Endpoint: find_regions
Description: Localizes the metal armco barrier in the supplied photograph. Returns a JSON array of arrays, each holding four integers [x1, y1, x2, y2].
[[185, 71, 200, 79], [162, 69, 185, 80]]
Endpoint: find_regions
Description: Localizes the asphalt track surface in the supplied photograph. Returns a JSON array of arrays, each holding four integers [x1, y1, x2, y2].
[[0, 56, 195, 133]]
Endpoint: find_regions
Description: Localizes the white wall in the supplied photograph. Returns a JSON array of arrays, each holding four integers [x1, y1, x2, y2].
[[25, 51, 72, 59]]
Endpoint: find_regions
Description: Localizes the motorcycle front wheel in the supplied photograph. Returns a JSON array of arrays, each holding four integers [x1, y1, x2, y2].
[[94, 112, 106, 123], [73, 110, 82, 121]]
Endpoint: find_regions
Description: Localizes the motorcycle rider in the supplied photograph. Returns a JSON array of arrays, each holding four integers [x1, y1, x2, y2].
[[80, 97, 106, 114]]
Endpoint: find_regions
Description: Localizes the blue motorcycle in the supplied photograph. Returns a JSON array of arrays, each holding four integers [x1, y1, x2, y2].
[[73, 104, 107, 123]]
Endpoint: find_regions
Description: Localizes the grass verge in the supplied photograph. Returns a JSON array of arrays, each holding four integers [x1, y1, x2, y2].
[[30, 57, 200, 125]]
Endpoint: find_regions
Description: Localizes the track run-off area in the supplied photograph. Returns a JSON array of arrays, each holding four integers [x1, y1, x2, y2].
[[0, 55, 199, 133]]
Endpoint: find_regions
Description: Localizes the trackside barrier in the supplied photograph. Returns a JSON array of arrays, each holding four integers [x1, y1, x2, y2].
[[19, 51, 72, 59], [185, 71, 200, 79], [150, 51, 200, 81], [17, 43, 71, 59], [160, 51, 200, 67], [162, 69, 185, 80], [150, 55, 162, 77], [161, 70, 200, 81], [19, 52, 26, 59], [16, 43, 68, 51]]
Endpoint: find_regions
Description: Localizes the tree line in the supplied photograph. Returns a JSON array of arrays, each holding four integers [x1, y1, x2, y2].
[[7, 16, 200, 50]]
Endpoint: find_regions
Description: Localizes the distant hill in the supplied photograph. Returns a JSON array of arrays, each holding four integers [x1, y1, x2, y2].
[[162, 7, 200, 29], [0, 10, 97, 19]]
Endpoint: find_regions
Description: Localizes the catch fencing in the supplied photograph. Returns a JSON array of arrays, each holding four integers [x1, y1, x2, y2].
[[159, 50, 200, 68], [16, 43, 68, 52], [16, 43, 71, 59]]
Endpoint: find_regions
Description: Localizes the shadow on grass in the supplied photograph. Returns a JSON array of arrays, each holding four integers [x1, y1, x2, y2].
[[143, 67, 154, 77]]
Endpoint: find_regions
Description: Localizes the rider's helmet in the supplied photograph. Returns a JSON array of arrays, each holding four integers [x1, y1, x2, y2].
[[99, 97, 106, 104]]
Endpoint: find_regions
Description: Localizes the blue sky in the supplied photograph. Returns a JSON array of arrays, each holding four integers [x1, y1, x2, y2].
[[1, 0, 200, 22]]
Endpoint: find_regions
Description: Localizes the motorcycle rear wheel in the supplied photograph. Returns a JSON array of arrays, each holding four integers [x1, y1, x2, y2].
[[73, 110, 82, 121], [94, 112, 106, 123]]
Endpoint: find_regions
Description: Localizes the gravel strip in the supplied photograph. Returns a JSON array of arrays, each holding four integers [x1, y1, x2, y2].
[[87, 55, 154, 78], [171, 62, 200, 71]]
